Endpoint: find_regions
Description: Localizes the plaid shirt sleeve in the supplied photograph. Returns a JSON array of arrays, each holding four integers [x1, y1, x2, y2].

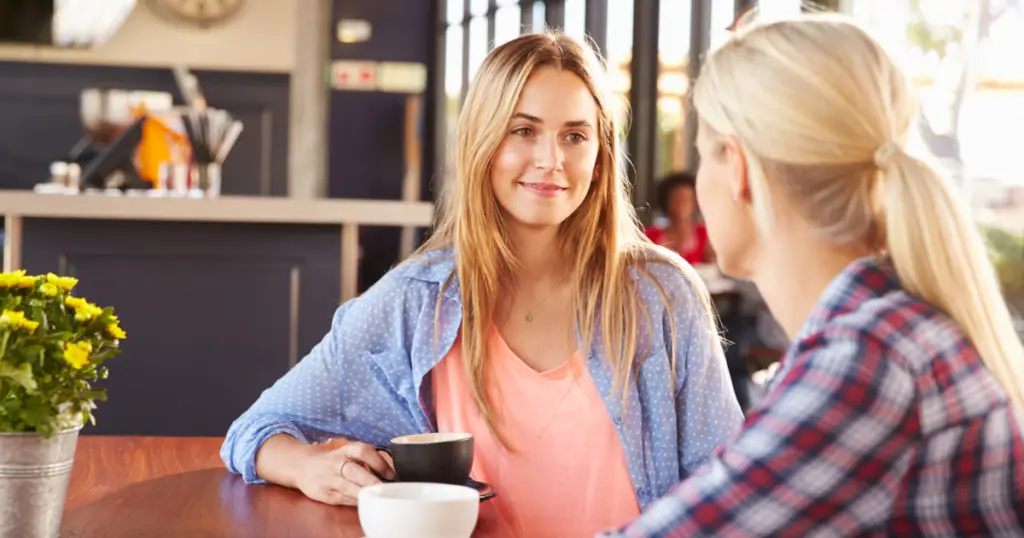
[[599, 329, 921, 537]]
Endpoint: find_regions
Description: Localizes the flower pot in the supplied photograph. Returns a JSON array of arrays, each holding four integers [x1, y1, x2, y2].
[[0, 426, 82, 538]]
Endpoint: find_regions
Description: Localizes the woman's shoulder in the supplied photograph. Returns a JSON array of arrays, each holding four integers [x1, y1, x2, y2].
[[630, 242, 695, 279], [805, 259, 978, 377], [349, 248, 456, 312], [331, 249, 457, 349], [387, 248, 456, 284], [829, 288, 971, 359], [627, 244, 709, 309]]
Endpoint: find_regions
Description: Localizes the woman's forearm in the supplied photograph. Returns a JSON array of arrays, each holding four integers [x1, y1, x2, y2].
[[254, 433, 317, 489]]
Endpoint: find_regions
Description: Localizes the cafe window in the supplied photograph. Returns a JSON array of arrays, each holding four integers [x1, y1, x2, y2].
[[564, 0, 587, 38], [849, 0, 1024, 237], [468, 15, 489, 81], [495, 2, 522, 46], [758, 0, 802, 19], [444, 4, 465, 161], [708, 0, 735, 50], [532, 1, 547, 31], [654, 0, 691, 179], [848, 0, 1024, 323], [605, 0, 633, 131]]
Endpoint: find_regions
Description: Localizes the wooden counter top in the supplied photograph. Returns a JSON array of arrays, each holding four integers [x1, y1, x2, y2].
[[1, 190, 435, 301], [0, 190, 435, 227]]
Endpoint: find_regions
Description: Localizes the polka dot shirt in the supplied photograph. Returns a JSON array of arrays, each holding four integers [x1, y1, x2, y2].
[[219, 249, 744, 509]]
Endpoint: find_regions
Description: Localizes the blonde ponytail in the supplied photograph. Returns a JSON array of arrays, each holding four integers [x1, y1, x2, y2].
[[882, 151, 1024, 408], [691, 12, 1024, 410]]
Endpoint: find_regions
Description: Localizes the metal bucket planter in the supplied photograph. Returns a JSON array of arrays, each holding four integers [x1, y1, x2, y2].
[[0, 426, 82, 538]]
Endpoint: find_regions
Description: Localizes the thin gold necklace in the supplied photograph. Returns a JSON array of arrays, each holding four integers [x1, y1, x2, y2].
[[523, 292, 553, 323], [521, 277, 567, 323]]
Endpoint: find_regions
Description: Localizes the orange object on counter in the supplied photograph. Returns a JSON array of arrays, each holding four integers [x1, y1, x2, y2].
[[132, 103, 190, 189]]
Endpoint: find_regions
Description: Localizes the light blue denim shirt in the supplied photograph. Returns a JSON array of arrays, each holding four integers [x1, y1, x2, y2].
[[220, 249, 744, 509]]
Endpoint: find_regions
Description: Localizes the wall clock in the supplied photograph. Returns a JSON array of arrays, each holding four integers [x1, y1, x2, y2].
[[147, 0, 245, 28]]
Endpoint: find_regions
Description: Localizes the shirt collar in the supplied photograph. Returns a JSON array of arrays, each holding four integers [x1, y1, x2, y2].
[[402, 247, 456, 285], [791, 254, 902, 344]]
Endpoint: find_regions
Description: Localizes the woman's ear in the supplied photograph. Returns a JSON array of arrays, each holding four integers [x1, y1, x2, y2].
[[722, 136, 750, 204]]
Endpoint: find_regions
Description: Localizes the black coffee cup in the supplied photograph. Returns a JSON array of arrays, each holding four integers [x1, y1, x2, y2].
[[376, 432, 474, 485]]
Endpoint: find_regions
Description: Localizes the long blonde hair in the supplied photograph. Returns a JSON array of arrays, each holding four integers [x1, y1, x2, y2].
[[693, 12, 1024, 408], [416, 33, 719, 445]]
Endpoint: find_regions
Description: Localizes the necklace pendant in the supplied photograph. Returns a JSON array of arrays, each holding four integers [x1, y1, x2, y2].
[[525, 312, 533, 323]]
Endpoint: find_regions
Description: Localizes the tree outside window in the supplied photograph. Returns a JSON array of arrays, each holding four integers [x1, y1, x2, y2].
[[852, 0, 1024, 330]]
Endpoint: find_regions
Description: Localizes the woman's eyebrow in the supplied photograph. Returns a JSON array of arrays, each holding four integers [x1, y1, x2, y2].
[[511, 112, 593, 128]]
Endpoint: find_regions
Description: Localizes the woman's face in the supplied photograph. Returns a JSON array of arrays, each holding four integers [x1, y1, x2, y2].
[[489, 66, 600, 231], [695, 122, 759, 278], [668, 185, 697, 222]]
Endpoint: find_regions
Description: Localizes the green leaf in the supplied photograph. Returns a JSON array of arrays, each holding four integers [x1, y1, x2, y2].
[[19, 345, 45, 363], [0, 362, 37, 392], [89, 348, 120, 365], [0, 273, 124, 434], [20, 397, 52, 429]]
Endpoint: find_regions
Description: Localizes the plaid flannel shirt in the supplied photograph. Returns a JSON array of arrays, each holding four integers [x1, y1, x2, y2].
[[601, 256, 1024, 537]]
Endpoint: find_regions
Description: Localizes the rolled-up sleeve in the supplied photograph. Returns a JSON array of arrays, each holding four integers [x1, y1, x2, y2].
[[220, 273, 424, 484], [220, 302, 351, 483]]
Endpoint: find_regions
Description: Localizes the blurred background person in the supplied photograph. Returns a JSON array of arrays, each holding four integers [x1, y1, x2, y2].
[[645, 171, 714, 264]]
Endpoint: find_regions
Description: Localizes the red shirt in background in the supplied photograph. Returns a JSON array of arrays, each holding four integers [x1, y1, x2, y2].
[[644, 223, 710, 265]]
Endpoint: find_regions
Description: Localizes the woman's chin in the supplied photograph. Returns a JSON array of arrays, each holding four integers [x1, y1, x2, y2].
[[505, 213, 568, 230]]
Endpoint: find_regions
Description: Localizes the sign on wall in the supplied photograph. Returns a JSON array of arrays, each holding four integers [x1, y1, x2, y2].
[[330, 60, 426, 94], [331, 60, 377, 91], [336, 19, 372, 43], [376, 62, 427, 94]]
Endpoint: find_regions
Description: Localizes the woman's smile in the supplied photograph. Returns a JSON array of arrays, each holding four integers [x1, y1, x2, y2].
[[517, 181, 567, 198]]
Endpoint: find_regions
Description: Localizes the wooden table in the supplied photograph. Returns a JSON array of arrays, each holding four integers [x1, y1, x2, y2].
[[60, 436, 501, 537]]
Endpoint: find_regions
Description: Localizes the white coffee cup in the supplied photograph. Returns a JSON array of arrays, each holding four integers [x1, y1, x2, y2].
[[358, 482, 480, 538]]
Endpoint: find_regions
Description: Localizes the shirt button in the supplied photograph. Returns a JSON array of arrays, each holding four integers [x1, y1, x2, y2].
[[612, 416, 623, 426], [636, 487, 648, 497]]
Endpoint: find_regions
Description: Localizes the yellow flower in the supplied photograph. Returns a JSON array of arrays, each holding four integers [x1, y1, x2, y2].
[[39, 283, 59, 297], [0, 309, 40, 333], [17, 275, 36, 288], [75, 306, 102, 323], [64, 296, 102, 322], [0, 270, 26, 288], [46, 273, 78, 291], [62, 341, 92, 370], [107, 323, 126, 340]]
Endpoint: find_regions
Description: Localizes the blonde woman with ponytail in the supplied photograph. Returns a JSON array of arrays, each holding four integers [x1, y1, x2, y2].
[[604, 12, 1024, 538], [221, 32, 744, 538]]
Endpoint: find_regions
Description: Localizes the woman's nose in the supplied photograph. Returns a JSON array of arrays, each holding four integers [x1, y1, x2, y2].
[[534, 134, 563, 171]]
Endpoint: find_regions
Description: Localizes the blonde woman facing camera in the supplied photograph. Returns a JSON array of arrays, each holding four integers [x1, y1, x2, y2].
[[603, 12, 1024, 538], [221, 33, 743, 538]]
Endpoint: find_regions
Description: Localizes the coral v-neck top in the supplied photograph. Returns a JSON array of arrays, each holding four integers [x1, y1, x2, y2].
[[432, 328, 641, 538]]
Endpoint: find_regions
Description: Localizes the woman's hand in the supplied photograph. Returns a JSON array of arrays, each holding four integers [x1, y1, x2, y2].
[[254, 434, 395, 507], [295, 440, 396, 506]]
